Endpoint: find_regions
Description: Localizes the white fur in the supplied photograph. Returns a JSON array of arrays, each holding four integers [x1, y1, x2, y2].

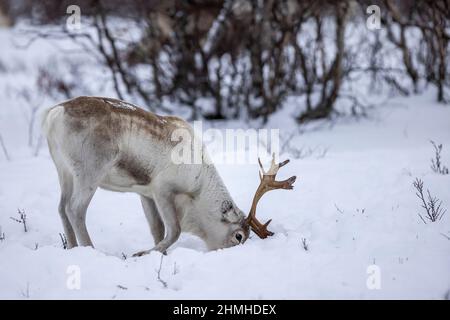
[[42, 97, 247, 254]]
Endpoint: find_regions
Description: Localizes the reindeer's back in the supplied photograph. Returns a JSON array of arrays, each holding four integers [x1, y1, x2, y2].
[[42, 96, 192, 189]]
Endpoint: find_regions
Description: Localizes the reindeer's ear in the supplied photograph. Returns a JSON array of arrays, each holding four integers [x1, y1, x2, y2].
[[220, 200, 233, 214], [221, 200, 240, 223]]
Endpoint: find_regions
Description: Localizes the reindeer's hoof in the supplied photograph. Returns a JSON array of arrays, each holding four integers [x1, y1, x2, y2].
[[132, 248, 167, 257], [152, 246, 168, 255], [132, 249, 151, 257]]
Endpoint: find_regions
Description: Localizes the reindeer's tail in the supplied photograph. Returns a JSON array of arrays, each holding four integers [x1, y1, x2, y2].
[[41, 105, 64, 139], [40, 108, 52, 136]]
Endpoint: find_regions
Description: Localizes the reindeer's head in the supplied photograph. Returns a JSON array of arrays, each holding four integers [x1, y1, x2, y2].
[[221, 199, 250, 246], [202, 199, 249, 250], [203, 154, 296, 250]]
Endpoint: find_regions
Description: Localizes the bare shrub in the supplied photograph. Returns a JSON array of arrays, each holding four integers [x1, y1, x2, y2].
[[0, 225, 5, 241], [301, 238, 309, 251], [17, 1, 450, 123], [379, 0, 450, 103], [59, 233, 67, 249], [14, 60, 82, 155], [0, 132, 10, 161], [16, 87, 43, 150], [430, 141, 449, 175], [280, 132, 329, 159], [156, 254, 167, 288], [10, 209, 28, 232], [334, 203, 344, 214], [173, 262, 179, 275], [21, 282, 31, 299], [445, 288, 450, 300], [413, 178, 447, 223]]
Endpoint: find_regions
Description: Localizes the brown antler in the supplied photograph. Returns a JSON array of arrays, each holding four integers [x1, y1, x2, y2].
[[245, 153, 297, 238]]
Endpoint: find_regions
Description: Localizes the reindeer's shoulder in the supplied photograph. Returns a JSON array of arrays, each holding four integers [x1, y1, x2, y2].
[[60, 96, 110, 117], [61, 96, 183, 124], [59, 96, 192, 140], [62, 96, 147, 115], [161, 115, 191, 129]]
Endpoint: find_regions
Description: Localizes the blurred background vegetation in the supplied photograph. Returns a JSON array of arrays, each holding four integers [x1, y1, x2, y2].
[[0, 0, 448, 123]]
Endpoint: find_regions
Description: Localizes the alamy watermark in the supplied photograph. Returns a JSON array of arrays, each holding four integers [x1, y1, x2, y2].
[[66, 265, 81, 290], [366, 264, 381, 290], [170, 121, 280, 165], [366, 5, 381, 30], [66, 5, 81, 32]]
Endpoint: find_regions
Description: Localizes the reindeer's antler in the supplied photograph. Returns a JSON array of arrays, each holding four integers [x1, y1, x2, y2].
[[245, 153, 297, 238]]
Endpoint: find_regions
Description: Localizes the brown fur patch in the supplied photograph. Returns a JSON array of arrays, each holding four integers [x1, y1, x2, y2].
[[116, 156, 152, 185], [67, 118, 87, 132], [62, 96, 186, 142]]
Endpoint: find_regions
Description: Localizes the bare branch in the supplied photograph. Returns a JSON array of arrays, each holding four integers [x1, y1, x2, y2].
[[413, 178, 447, 223], [0, 132, 10, 161], [430, 140, 449, 175], [156, 254, 167, 288], [10, 209, 28, 232]]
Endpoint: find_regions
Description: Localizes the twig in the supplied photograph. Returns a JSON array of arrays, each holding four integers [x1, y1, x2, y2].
[[59, 233, 68, 249], [10, 209, 28, 232], [156, 254, 167, 288], [280, 132, 330, 160], [33, 133, 44, 157], [430, 140, 449, 175], [334, 203, 344, 214], [301, 238, 309, 251], [203, 0, 235, 57], [21, 282, 31, 299], [0, 133, 10, 161], [413, 178, 447, 223], [0, 226, 5, 241]]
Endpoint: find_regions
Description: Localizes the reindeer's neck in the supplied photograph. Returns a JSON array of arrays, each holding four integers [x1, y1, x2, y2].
[[197, 164, 233, 214]]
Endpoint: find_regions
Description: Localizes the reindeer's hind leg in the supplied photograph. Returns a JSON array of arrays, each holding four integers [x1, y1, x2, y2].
[[63, 144, 117, 247], [57, 169, 78, 248], [48, 142, 78, 248], [65, 177, 97, 247], [65, 156, 117, 247]]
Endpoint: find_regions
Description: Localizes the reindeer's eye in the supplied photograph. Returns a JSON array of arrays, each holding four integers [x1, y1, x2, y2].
[[235, 233, 243, 243]]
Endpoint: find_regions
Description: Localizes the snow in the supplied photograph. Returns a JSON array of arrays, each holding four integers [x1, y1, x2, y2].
[[104, 99, 138, 111], [0, 26, 450, 300]]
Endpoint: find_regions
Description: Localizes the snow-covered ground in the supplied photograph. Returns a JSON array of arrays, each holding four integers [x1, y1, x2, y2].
[[0, 26, 449, 299]]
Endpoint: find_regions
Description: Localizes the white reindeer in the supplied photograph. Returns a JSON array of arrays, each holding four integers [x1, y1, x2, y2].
[[42, 96, 295, 255]]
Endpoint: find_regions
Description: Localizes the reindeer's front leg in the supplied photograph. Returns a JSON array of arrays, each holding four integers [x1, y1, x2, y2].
[[133, 186, 181, 257], [140, 196, 165, 246]]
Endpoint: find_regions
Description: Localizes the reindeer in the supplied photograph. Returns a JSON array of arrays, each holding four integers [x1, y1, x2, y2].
[[42, 96, 296, 255]]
